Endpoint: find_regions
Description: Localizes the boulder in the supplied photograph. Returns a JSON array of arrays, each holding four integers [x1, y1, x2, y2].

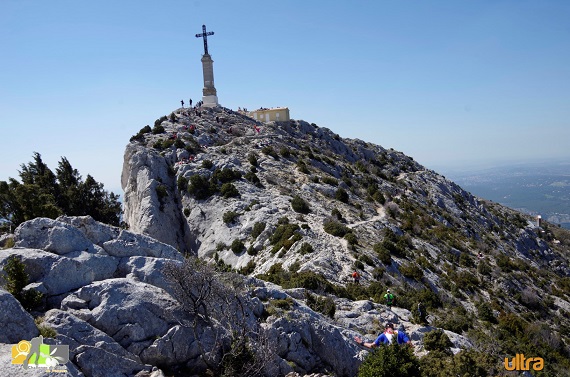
[[102, 229, 183, 260], [61, 278, 180, 351], [0, 288, 39, 343], [15, 218, 96, 255], [43, 309, 143, 363], [57, 215, 121, 246], [0, 248, 118, 297]]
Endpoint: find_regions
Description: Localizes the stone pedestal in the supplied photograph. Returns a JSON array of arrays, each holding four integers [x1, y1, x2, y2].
[[201, 54, 218, 107]]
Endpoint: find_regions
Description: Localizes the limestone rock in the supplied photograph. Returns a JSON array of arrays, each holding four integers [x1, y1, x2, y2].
[[0, 288, 39, 343], [121, 143, 190, 253], [15, 217, 95, 255], [60, 278, 180, 351]]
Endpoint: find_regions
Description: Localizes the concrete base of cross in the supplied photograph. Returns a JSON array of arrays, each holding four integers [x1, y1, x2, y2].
[[201, 95, 219, 107]]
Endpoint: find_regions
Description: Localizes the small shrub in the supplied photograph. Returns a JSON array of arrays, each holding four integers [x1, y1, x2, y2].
[[247, 245, 257, 256], [223, 211, 239, 224], [231, 239, 245, 254], [244, 171, 261, 186], [299, 242, 314, 255], [212, 168, 242, 184], [183, 208, 190, 217], [220, 183, 239, 198], [152, 123, 165, 134], [322, 176, 338, 186], [2, 255, 43, 311], [335, 188, 349, 203], [291, 195, 310, 214], [251, 222, 266, 239], [201, 160, 213, 169], [188, 174, 215, 200], [35, 318, 57, 338], [331, 208, 343, 221], [270, 223, 302, 254], [358, 343, 421, 377], [248, 153, 258, 166], [239, 260, 256, 275], [297, 160, 310, 174], [323, 219, 351, 237], [476, 301, 496, 323], [344, 232, 358, 245], [306, 292, 336, 318], [374, 243, 392, 264], [177, 176, 188, 193], [399, 263, 424, 281], [261, 146, 279, 159], [280, 147, 291, 157], [423, 329, 453, 355]]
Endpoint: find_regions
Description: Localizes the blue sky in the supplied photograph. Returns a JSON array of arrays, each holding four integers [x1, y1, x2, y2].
[[1, 1, 569, 195]]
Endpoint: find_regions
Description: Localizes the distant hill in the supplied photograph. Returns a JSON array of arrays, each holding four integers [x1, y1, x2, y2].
[[441, 160, 570, 229]]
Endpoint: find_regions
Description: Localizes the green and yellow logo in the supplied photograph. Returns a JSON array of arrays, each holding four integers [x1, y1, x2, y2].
[[11, 335, 69, 370]]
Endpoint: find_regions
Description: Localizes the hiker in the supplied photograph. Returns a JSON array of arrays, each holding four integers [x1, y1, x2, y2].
[[181, 100, 184, 108], [417, 302, 427, 324], [189, 98, 193, 107], [352, 270, 361, 284], [354, 322, 412, 348], [384, 289, 394, 308]]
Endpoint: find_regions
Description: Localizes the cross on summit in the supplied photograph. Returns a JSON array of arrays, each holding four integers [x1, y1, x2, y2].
[[195, 24, 218, 107], [195, 24, 214, 55]]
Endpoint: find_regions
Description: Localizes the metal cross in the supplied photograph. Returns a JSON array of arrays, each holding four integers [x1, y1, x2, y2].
[[195, 24, 214, 55]]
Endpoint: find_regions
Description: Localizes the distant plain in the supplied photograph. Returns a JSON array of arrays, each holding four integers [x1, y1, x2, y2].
[[438, 159, 570, 229]]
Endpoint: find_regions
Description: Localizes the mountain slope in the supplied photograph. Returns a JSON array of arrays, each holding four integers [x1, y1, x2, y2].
[[122, 106, 570, 375]]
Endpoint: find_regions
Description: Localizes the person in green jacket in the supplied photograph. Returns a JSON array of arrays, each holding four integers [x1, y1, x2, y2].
[[384, 289, 394, 308]]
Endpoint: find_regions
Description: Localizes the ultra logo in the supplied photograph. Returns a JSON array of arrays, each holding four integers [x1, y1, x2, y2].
[[504, 354, 544, 371], [11, 335, 69, 369]]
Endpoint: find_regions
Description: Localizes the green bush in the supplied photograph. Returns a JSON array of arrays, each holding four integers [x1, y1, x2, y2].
[[261, 146, 279, 159], [280, 147, 291, 157], [231, 239, 245, 254], [306, 292, 336, 318], [299, 242, 314, 254], [374, 243, 392, 264], [323, 219, 351, 237], [331, 208, 343, 221], [35, 317, 57, 338], [183, 208, 190, 217], [152, 123, 165, 134], [476, 301, 497, 323], [344, 232, 358, 245], [322, 176, 338, 186], [291, 195, 310, 214], [2, 255, 43, 311], [244, 171, 261, 186], [220, 183, 239, 198], [251, 222, 266, 239], [177, 176, 188, 193], [223, 211, 239, 224], [399, 263, 424, 281], [358, 343, 420, 377], [335, 188, 349, 203], [423, 329, 453, 355], [270, 223, 302, 254], [212, 168, 242, 184], [248, 153, 258, 166], [201, 160, 213, 169], [297, 160, 310, 174], [130, 125, 152, 142], [188, 174, 215, 200]]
